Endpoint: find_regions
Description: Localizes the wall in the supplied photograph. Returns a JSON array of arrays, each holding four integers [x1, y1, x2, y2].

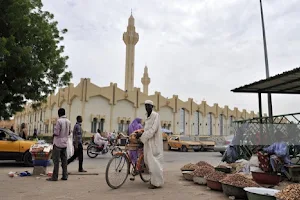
[[14, 78, 258, 136]]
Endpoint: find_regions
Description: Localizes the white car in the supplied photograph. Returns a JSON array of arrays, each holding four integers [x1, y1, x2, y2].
[[214, 135, 234, 155]]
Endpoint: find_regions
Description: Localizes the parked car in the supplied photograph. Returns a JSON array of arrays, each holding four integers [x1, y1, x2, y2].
[[195, 137, 216, 151], [168, 135, 214, 152], [0, 128, 36, 166], [214, 135, 234, 155]]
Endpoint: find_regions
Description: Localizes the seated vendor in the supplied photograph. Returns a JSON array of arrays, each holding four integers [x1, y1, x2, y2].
[[262, 130, 291, 176]]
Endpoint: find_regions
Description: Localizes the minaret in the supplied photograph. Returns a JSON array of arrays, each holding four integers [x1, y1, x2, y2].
[[141, 65, 150, 95], [123, 12, 139, 92]]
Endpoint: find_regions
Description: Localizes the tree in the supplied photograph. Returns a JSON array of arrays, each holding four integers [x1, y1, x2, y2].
[[0, 0, 72, 120]]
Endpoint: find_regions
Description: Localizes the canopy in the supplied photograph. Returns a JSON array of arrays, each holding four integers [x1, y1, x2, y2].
[[231, 67, 300, 94]]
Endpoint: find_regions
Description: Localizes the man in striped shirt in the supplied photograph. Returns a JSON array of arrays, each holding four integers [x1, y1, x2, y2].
[[47, 108, 71, 181]]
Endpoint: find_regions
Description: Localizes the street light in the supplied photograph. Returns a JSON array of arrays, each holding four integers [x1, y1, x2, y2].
[[259, 0, 273, 122]]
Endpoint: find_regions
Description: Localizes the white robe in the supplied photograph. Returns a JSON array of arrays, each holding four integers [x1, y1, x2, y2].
[[67, 133, 74, 159], [140, 111, 164, 187]]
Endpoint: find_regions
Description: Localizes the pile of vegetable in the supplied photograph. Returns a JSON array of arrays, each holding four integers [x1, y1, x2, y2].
[[220, 174, 259, 188], [180, 163, 198, 171], [276, 184, 300, 200]]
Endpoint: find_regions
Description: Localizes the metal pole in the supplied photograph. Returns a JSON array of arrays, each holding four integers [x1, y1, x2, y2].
[[259, 0, 273, 123], [258, 93, 263, 122], [258, 93, 264, 145]]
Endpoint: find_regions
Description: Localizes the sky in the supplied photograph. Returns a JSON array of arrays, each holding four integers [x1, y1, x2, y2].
[[42, 0, 300, 116]]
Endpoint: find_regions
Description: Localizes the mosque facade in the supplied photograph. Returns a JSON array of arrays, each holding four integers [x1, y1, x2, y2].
[[13, 14, 258, 136]]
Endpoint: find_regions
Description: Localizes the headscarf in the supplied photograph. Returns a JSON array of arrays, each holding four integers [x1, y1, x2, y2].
[[128, 118, 143, 135]]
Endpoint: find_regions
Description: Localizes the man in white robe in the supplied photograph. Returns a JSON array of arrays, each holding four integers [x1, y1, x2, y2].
[[139, 100, 164, 189]]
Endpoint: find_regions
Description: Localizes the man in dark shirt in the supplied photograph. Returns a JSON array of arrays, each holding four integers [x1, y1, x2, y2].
[[67, 115, 87, 172]]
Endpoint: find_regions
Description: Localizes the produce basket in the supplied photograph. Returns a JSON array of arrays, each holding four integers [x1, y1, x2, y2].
[[251, 171, 281, 185], [180, 163, 198, 171], [206, 179, 223, 191], [221, 183, 247, 199], [193, 176, 207, 185], [244, 187, 278, 200], [182, 171, 193, 181]]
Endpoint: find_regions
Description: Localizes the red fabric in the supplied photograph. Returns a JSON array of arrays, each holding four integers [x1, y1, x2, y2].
[[257, 151, 272, 172]]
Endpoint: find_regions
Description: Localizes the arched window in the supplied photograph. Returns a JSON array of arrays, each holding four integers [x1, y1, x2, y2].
[[118, 120, 124, 132], [219, 114, 224, 136], [180, 108, 185, 135], [91, 118, 97, 133], [193, 111, 200, 136], [98, 119, 105, 133], [40, 110, 43, 121], [207, 113, 212, 136], [45, 125, 49, 133], [162, 123, 167, 129], [124, 120, 130, 134]]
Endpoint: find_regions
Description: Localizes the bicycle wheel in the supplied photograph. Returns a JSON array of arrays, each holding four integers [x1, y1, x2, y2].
[[139, 157, 150, 182], [105, 154, 130, 189]]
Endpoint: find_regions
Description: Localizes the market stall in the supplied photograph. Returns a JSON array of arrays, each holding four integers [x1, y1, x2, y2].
[[30, 142, 53, 175], [179, 159, 298, 199], [163, 61, 298, 199]]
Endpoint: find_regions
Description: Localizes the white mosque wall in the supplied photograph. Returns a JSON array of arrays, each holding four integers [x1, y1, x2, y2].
[[14, 79, 258, 137], [70, 97, 81, 130], [84, 95, 111, 133], [112, 99, 135, 134]]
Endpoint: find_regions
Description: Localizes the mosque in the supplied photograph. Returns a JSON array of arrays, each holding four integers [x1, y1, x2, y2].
[[14, 14, 257, 136]]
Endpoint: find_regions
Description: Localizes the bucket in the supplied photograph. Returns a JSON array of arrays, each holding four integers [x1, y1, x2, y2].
[[251, 171, 281, 185], [222, 183, 247, 199], [193, 176, 207, 185], [244, 187, 279, 200], [206, 179, 223, 191], [182, 171, 193, 181]]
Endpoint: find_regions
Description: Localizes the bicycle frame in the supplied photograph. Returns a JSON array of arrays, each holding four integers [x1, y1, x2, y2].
[[114, 148, 144, 172]]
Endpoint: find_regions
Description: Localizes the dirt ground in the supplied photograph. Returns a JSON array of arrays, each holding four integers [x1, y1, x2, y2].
[[1, 169, 229, 200]]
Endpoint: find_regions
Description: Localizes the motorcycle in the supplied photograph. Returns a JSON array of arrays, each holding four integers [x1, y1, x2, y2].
[[87, 135, 122, 158]]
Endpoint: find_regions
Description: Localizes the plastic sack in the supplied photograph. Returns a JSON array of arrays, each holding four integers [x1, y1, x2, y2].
[[67, 134, 74, 159]]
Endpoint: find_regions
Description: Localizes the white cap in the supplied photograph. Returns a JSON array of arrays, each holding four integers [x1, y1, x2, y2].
[[145, 100, 154, 106]]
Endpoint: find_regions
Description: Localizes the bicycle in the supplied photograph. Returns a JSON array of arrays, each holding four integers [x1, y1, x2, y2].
[[105, 137, 150, 189]]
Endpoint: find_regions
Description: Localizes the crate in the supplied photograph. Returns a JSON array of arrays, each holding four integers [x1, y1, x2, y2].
[[33, 160, 51, 167], [31, 152, 52, 160]]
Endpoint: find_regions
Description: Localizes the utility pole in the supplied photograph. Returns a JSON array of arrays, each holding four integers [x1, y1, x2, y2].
[[259, 0, 273, 122]]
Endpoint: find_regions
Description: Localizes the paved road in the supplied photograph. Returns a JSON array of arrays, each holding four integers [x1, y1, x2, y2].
[[0, 150, 224, 173], [0, 151, 228, 200]]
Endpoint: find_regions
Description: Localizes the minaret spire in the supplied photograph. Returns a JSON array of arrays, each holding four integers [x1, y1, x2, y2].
[[141, 65, 151, 95], [123, 12, 139, 92]]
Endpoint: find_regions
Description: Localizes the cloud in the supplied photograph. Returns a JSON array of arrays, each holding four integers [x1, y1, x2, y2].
[[42, 0, 300, 115]]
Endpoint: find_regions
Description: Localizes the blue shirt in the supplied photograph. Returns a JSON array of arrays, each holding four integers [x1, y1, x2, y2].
[[263, 142, 291, 164], [73, 122, 82, 145]]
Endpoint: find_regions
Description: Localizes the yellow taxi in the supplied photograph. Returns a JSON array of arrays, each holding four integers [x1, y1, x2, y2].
[[168, 135, 203, 152], [0, 128, 36, 166]]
